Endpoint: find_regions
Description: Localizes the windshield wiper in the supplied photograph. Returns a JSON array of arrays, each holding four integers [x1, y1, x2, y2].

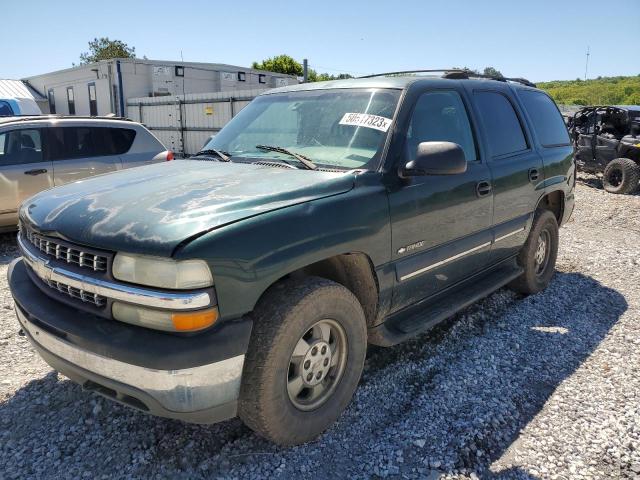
[[193, 148, 231, 162], [255, 145, 317, 170]]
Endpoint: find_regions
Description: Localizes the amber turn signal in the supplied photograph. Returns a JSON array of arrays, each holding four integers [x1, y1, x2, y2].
[[171, 307, 219, 332]]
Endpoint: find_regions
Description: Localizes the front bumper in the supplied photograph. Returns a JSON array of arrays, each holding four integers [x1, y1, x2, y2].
[[8, 258, 252, 424]]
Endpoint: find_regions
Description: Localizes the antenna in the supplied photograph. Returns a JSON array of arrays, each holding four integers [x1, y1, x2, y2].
[[584, 46, 590, 80]]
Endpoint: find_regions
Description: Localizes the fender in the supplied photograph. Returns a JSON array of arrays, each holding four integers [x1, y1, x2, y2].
[[175, 178, 392, 320]]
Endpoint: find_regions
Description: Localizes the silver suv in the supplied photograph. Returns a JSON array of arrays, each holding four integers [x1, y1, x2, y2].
[[0, 116, 171, 231]]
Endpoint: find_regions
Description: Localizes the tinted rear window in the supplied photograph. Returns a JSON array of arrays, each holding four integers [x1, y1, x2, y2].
[[474, 91, 528, 157], [519, 91, 570, 147], [47, 127, 136, 160], [108, 128, 136, 154]]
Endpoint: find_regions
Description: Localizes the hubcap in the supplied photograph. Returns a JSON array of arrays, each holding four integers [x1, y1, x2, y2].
[[609, 169, 623, 187], [287, 319, 347, 411], [534, 230, 550, 275]]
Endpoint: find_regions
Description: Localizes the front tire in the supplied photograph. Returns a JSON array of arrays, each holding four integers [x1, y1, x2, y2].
[[603, 158, 640, 194], [509, 209, 559, 295], [238, 277, 367, 446]]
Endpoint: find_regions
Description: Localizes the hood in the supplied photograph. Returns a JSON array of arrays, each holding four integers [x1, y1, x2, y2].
[[22, 161, 354, 256]]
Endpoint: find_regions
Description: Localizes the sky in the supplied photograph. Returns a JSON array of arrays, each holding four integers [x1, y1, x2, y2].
[[2, 0, 639, 82]]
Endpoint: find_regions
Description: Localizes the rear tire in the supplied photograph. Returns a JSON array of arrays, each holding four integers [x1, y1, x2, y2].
[[509, 210, 559, 295], [603, 158, 640, 194], [238, 277, 367, 446]]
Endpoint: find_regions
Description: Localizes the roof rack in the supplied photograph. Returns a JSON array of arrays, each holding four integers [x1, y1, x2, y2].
[[358, 69, 536, 88], [0, 114, 133, 123]]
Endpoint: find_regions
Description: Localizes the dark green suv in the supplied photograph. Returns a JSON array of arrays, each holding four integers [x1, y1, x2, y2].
[[8, 72, 575, 446]]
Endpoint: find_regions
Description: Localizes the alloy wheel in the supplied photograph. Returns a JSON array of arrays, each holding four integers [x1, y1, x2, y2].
[[287, 319, 348, 411]]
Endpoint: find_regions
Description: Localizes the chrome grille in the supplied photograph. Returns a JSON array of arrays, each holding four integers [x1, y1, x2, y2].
[[44, 279, 107, 308], [22, 228, 108, 272]]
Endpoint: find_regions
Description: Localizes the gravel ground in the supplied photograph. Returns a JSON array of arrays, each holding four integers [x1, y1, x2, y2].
[[1, 177, 639, 479]]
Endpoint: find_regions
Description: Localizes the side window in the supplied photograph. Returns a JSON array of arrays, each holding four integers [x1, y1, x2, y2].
[[47, 127, 94, 160], [407, 90, 477, 162], [0, 101, 13, 116], [0, 129, 44, 165], [108, 128, 137, 154], [67, 87, 75, 115], [48, 89, 56, 114], [474, 91, 528, 157], [519, 90, 570, 147], [91, 128, 136, 155], [88, 83, 97, 116]]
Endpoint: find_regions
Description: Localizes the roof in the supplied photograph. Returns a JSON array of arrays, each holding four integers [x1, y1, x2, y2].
[[0, 115, 136, 128], [263, 74, 539, 95], [23, 58, 298, 81], [0, 79, 46, 101]]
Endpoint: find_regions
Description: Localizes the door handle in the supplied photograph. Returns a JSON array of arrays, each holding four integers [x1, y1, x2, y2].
[[528, 168, 540, 182], [24, 169, 48, 176], [476, 181, 492, 197]]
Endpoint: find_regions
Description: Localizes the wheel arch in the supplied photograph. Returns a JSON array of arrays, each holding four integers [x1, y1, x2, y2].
[[535, 189, 564, 224], [253, 252, 380, 327]]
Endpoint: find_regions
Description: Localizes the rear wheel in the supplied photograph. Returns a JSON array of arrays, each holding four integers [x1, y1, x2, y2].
[[509, 210, 559, 295], [238, 277, 367, 446], [603, 158, 640, 194]]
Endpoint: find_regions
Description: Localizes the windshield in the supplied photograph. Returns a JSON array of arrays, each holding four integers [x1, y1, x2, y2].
[[203, 88, 401, 170]]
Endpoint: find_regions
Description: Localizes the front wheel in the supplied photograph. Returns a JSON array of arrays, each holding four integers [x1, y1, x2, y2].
[[238, 277, 367, 446], [509, 209, 559, 295]]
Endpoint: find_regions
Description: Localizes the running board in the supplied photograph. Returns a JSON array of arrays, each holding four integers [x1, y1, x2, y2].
[[368, 258, 523, 347]]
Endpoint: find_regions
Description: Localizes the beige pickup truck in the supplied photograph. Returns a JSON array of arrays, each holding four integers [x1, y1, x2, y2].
[[0, 116, 172, 231]]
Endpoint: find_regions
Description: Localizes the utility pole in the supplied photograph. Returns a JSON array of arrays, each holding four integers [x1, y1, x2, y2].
[[303, 59, 308, 83], [584, 46, 590, 81]]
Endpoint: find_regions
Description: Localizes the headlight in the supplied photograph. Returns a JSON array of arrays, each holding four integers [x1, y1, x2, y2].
[[112, 253, 213, 289], [112, 303, 219, 332]]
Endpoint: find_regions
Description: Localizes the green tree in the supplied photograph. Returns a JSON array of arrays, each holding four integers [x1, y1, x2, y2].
[[483, 66, 504, 78], [537, 75, 640, 106], [79, 37, 136, 64], [252, 55, 353, 82], [252, 54, 303, 76]]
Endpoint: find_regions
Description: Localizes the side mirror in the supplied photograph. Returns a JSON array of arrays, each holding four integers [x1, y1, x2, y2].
[[401, 141, 467, 177]]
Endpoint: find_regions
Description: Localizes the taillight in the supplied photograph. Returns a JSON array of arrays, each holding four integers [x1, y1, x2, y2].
[[166, 150, 174, 161]]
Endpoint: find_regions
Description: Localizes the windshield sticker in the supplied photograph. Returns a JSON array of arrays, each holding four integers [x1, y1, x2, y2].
[[339, 113, 392, 132]]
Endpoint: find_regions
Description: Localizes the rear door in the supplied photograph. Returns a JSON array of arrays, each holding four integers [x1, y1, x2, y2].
[[516, 89, 574, 191], [48, 126, 122, 186], [467, 87, 543, 262], [0, 128, 53, 227]]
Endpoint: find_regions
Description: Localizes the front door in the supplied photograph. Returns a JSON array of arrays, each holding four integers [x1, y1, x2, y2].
[[388, 89, 493, 312], [0, 128, 53, 228]]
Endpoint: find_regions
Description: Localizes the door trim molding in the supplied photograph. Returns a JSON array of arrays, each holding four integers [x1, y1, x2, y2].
[[399, 241, 492, 282], [494, 227, 526, 243]]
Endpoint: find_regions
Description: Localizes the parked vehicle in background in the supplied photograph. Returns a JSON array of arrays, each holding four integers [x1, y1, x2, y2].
[[0, 97, 42, 116], [8, 71, 574, 446], [0, 79, 44, 116], [0, 116, 172, 231], [569, 105, 640, 194]]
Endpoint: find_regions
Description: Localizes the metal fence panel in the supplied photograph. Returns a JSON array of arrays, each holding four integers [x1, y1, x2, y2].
[[127, 88, 264, 156]]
